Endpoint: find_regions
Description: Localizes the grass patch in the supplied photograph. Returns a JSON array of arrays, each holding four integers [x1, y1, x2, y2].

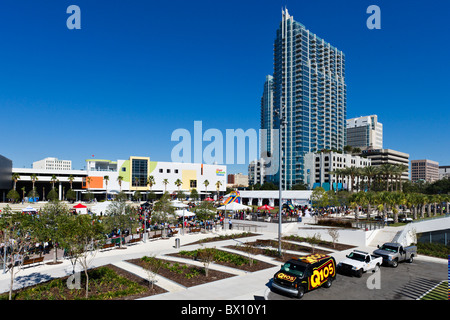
[[420, 281, 448, 300]]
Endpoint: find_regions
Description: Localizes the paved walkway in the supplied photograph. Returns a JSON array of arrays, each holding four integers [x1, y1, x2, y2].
[[0, 226, 446, 300]]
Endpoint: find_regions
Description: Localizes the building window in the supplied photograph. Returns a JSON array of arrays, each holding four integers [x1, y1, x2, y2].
[[132, 159, 148, 187], [159, 169, 163, 173], [190, 180, 197, 188]]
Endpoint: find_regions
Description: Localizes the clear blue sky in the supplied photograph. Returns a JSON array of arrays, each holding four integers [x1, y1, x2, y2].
[[1, 0, 449, 174]]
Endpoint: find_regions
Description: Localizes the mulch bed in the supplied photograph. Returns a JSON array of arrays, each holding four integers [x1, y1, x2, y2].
[[128, 258, 236, 288], [107, 264, 167, 299], [3, 264, 166, 300], [181, 232, 260, 246], [282, 235, 356, 251], [168, 249, 277, 272]]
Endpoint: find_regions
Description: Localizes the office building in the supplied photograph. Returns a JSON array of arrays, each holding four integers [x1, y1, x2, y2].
[[33, 157, 72, 171], [248, 159, 266, 186], [346, 115, 383, 150], [0, 154, 12, 201], [411, 159, 439, 182], [227, 173, 249, 188], [260, 75, 274, 158], [304, 151, 371, 191], [361, 149, 410, 180], [268, 8, 347, 189], [439, 165, 450, 180]]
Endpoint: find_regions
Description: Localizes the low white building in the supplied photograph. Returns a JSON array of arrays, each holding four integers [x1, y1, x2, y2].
[[33, 157, 72, 171], [12, 156, 226, 201]]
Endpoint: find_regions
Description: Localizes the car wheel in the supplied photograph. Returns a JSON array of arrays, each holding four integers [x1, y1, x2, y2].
[[407, 256, 414, 263], [374, 264, 380, 272], [356, 269, 363, 278], [392, 259, 398, 268], [296, 286, 305, 299], [323, 279, 332, 288]]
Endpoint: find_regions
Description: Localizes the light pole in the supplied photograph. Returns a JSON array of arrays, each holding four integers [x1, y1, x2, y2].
[[274, 105, 287, 257]]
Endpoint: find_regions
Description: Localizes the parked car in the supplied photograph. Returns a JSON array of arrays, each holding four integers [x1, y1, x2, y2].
[[271, 254, 336, 299], [337, 250, 383, 277], [373, 242, 417, 267]]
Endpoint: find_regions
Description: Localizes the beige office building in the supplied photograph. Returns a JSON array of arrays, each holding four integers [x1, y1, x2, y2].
[[411, 159, 439, 182]]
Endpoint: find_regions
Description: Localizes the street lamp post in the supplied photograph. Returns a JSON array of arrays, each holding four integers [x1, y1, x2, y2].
[[275, 105, 287, 257]]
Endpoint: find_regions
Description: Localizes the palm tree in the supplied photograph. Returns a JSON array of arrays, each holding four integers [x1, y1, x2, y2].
[[350, 191, 367, 222], [215, 180, 222, 200], [362, 166, 378, 192], [346, 166, 359, 193], [68, 175, 75, 190], [117, 175, 123, 192], [147, 175, 155, 191], [416, 193, 427, 219], [162, 179, 169, 192], [329, 168, 343, 191], [174, 179, 182, 192], [364, 191, 378, 220], [30, 173, 38, 198], [395, 164, 408, 192], [51, 174, 58, 190], [380, 164, 395, 191], [203, 179, 210, 198], [104, 175, 109, 200], [11, 173, 20, 190], [391, 192, 405, 223]]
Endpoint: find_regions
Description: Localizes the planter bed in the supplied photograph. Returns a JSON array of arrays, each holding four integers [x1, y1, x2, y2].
[[128, 257, 236, 288], [168, 248, 276, 272], [1, 264, 166, 300]]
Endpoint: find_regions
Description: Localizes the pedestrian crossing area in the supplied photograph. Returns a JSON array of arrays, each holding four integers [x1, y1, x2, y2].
[[392, 277, 447, 300]]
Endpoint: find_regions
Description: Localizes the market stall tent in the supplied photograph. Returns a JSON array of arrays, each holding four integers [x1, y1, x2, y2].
[[73, 203, 88, 215]]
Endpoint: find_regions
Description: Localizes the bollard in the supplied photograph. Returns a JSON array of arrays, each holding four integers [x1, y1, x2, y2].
[[175, 238, 180, 248]]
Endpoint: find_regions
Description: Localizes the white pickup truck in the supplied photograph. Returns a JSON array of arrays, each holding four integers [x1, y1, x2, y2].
[[337, 250, 383, 277]]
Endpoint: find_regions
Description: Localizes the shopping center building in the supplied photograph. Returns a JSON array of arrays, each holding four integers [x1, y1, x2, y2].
[[11, 156, 227, 202]]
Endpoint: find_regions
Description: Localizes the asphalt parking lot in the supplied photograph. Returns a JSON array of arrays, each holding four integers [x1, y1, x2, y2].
[[266, 258, 447, 300]]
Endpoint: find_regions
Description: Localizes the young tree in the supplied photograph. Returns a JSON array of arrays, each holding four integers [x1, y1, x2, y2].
[[310, 187, 328, 210], [60, 214, 105, 299], [104, 200, 140, 248], [0, 209, 37, 300], [152, 192, 177, 237], [141, 255, 165, 291], [35, 200, 72, 264], [196, 247, 216, 277], [327, 228, 340, 249], [193, 201, 216, 230], [190, 188, 199, 201]]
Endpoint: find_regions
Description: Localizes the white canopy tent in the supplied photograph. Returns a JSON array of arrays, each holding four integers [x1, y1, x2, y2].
[[91, 201, 113, 215], [175, 209, 196, 217], [22, 206, 37, 213], [170, 200, 188, 208], [217, 202, 251, 211]]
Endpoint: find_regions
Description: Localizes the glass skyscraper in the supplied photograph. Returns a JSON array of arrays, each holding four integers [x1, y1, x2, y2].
[[260, 75, 274, 158], [267, 8, 347, 189]]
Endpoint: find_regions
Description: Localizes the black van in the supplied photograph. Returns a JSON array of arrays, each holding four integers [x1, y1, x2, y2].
[[271, 254, 336, 299]]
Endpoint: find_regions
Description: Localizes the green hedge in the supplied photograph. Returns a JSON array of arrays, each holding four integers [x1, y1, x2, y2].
[[417, 242, 450, 259]]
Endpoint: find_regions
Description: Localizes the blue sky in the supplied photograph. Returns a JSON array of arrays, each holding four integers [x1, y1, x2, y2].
[[0, 0, 449, 174]]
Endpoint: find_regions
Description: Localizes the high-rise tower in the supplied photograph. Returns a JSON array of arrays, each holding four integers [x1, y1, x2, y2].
[[269, 8, 347, 189]]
